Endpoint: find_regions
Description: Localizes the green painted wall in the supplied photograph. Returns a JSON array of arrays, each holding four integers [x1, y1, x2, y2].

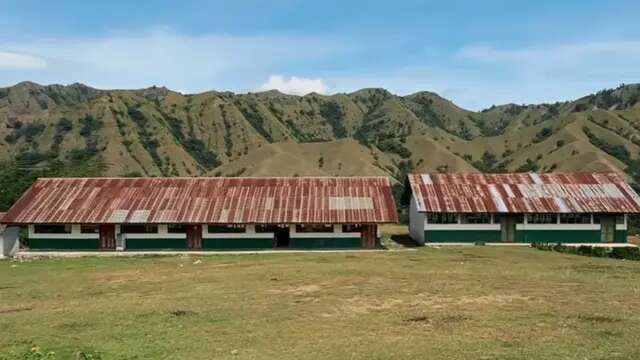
[[424, 229, 615, 243], [28, 238, 100, 250], [202, 238, 273, 250], [126, 238, 188, 250], [516, 230, 601, 243], [289, 237, 362, 249], [425, 230, 501, 243], [615, 230, 627, 243]]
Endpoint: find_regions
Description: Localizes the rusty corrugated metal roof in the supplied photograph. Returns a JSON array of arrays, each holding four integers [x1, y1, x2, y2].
[[408, 172, 640, 214], [1, 177, 398, 225], [0, 212, 5, 223]]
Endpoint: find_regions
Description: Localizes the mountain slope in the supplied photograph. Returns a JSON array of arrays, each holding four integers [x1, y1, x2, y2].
[[2, 82, 640, 187]]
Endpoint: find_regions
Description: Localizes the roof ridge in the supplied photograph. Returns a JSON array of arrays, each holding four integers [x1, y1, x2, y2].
[[36, 176, 390, 180], [415, 171, 624, 176]]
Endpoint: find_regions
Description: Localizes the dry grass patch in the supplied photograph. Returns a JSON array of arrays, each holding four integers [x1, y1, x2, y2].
[[1, 247, 640, 359]]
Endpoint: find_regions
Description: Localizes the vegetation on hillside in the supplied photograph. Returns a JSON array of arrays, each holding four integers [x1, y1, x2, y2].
[[0, 157, 106, 211], [2, 81, 640, 212]]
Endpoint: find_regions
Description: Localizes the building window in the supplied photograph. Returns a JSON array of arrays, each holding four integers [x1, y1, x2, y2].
[[295, 224, 334, 233], [208, 224, 246, 233], [34, 224, 72, 234], [121, 224, 158, 234], [342, 224, 363, 233], [80, 225, 99, 234], [168, 224, 188, 233], [494, 214, 525, 224], [426, 213, 458, 224], [526, 214, 557, 224], [256, 224, 289, 233], [595, 215, 626, 224], [559, 214, 591, 224], [460, 213, 491, 224]]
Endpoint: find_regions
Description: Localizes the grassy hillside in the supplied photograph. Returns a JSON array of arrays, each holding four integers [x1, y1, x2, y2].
[[2, 247, 640, 359], [2, 81, 640, 210]]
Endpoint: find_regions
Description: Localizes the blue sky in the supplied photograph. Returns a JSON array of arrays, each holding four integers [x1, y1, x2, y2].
[[1, 0, 639, 109]]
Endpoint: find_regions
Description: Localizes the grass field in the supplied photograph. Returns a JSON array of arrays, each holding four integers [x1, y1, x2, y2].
[[1, 247, 640, 359]]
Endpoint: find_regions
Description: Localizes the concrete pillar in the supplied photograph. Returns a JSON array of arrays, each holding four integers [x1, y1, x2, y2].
[[0, 226, 20, 258], [116, 225, 125, 251]]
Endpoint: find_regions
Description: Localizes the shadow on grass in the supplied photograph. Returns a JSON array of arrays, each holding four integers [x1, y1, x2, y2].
[[389, 234, 420, 248]]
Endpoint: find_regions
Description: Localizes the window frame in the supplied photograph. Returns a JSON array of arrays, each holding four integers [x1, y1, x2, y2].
[[526, 213, 557, 224], [33, 224, 72, 234], [80, 224, 99, 234], [121, 224, 158, 234], [295, 224, 334, 233], [559, 213, 591, 224], [342, 224, 363, 233], [255, 224, 281, 233], [460, 213, 492, 224], [426, 212, 458, 224], [167, 224, 188, 234], [207, 224, 246, 233]]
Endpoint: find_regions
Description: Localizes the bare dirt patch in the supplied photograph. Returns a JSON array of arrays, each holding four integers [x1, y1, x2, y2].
[[268, 284, 322, 295]]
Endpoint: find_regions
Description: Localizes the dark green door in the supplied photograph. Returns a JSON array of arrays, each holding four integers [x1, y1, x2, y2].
[[500, 216, 517, 242], [600, 216, 615, 243]]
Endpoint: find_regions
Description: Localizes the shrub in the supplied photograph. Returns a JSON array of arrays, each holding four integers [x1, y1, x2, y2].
[[515, 159, 539, 172], [56, 117, 73, 132], [611, 247, 640, 260], [378, 139, 412, 158], [533, 127, 553, 143], [4, 122, 45, 143], [79, 115, 103, 137], [183, 138, 220, 170], [533, 243, 640, 261], [319, 101, 347, 138]]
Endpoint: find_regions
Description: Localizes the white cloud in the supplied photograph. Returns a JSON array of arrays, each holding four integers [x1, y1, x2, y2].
[[0, 51, 46, 69], [457, 41, 640, 64], [258, 75, 327, 95], [0, 29, 342, 92]]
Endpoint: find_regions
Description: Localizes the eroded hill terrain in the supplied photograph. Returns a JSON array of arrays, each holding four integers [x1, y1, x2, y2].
[[1, 82, 640, 207]]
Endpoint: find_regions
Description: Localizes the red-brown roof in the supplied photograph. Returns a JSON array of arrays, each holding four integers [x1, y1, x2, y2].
[[408, 172, 640, 214], [0, 212, 5, 223], [2, 177, 398, 225]]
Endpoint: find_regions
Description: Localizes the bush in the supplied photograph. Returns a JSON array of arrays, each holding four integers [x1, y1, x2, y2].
[[533, 243, 639, 261], [56, 117, 73, 132], [611, 247, 640, 260], [533, 127, 553, 143], [183, 138, 220, 170], [4, 123, 46, 143], [79, 115, 103, 137], [378, 139, 412, 158]]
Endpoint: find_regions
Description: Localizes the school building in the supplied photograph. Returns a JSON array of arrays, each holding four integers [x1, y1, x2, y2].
[[408, 173, 640, 244], [0, 176, 397, 254]]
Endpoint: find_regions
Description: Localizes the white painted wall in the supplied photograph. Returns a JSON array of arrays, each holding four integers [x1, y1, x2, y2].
[[0, 226, 20, 257], [409, 195, 425, 244]]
